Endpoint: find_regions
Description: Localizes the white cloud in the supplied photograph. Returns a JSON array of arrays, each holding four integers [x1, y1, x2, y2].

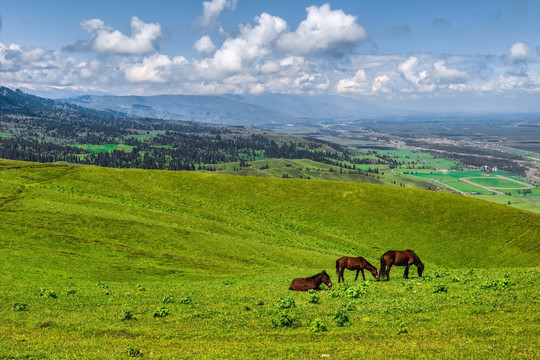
[[196, 13, 287, 79], [80, 16, 162, 54], [277, 4, 367, 55], [432, 61, 468, 82], [200, 0, 237, 27], [398, 56, 435, 92], [335, 69, 390, 94], [124, 54, 187, 83], [195, 35, 216, 54], [509, 42, 531, 63]]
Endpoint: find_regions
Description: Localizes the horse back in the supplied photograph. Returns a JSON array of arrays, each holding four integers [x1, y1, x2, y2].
[[289, 277, 316, 291]]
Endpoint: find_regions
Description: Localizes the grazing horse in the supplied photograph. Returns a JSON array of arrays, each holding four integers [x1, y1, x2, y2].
[[335, 256, 379, 282], [379, 250, 424, 281], [289, 270, 333, 291]]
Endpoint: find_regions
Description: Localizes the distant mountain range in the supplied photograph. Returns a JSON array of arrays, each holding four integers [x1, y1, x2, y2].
[[2, 85, 408, 127], [64, 92, 407, 127]]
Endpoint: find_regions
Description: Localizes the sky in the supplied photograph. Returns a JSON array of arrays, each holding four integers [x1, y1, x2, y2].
[[1, 0, 539, 112]]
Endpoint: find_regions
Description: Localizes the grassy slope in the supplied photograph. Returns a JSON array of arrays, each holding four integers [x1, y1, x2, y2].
[[1, 159, 539, 359]]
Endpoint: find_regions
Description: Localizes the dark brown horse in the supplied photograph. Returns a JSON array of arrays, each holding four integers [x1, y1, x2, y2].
[[289, 270, 333, 291], [336, 256, 379, 282], [379, 250, 424, 281]]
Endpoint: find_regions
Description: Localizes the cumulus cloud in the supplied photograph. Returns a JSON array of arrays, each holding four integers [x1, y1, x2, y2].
[[78, 16, 162, 54], [335, 68, 390, 94], [196, 12, 287, 79], [200, 0, 237, 27], [276, 4, 367, 55], [432, 61, 468, 82], [398, 56, 434, 91], [508, 42, 531, 63], [124, 54, 187, 83], [195, 35, 216, 54]]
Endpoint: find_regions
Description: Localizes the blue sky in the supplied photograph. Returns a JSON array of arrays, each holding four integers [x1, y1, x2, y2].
[[1, 0, 539, 111]]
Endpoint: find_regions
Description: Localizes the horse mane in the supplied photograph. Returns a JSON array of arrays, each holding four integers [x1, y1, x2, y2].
[[407, 249, 423, 265], [307, 272, 324, 280]]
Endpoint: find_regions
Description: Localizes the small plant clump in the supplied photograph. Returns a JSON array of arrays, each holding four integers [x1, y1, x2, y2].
[[120, 309, 135, 321], [163, 295, 175, 304], [309, 318, 327, 333], [308, 295, 320, 304], [397, 322, 409, 335], [271, 311, 298, 328], [481, 277, 511, 291], [13, 303, 28, 311], [432, 284, 448, 293], [333, 308, 350, 327], [178, 296, 192, 305], [276, 296, 296, 309], [153, 307, 169, 318], [126, 348, 143, 357], [40, 289, 57, 298]]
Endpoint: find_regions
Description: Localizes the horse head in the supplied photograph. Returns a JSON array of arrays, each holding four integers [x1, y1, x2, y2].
[[321, 270, 333, 288], [417, 263, 424, 277]]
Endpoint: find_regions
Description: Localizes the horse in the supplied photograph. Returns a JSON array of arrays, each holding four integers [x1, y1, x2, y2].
[[289, 270, 333, 291], [335, 256, 379, 282], [379, 250, 424, 281]]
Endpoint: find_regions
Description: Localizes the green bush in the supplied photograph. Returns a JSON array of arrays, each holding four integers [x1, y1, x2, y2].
[[308, 295, 320, 304], [40, 288, 57, 298], [178, 296, 192, 305], [271, 311, 298, 328], [432, 284, 448, 293], [120, 309, 135, 321], [163, 295, 175, 304], [309, 318, 327, 333], [397, 322, 408, 334], [333, 309, 350, 327], [153, 307, 169, 318], [13, 303, 28, 311], [126, 348, 142, 357], [481, 278, 511, 291], [276, 296, 296, 309]]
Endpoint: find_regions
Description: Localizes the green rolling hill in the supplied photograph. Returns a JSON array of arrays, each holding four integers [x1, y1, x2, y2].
[[1, 159, 539, 359], [1, 158, 538, 283]]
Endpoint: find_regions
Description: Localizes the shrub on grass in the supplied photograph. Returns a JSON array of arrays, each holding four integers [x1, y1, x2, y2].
[[126, 348, 142, 357], [432, 284, 448, 293], [481, 278, 511, 291], [309, 295, 320, 304], [397, 322, 408, 334], [276, 296, 296, 309], [120, 308, 135, 321], [13, 303, 28, 311], [309, 318, 327, 333], [163, 295, 175, 304], [271, 311, 298, 328], [333, 309, 350, 327], [153, 307, 169, 318], [40, 289, 57, 298], [178, 296, 192, 305]]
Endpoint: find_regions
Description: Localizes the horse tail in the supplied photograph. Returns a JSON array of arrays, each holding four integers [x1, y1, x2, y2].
[[335, 259, 340, 277]]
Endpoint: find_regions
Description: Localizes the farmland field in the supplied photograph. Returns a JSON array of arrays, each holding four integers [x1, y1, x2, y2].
[[1, 159, 539, 359]]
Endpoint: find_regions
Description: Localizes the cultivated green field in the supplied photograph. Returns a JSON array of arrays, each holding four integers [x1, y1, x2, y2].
[[1, 159, 539, 359]]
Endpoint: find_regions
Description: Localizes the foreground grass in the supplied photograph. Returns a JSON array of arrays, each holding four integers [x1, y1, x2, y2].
[[1, 268, 538, 359], [1, 159, 539, 358]]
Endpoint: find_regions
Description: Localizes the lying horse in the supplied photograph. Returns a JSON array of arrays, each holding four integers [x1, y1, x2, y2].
[[336, 256, 379, 282], [289, 270, 333, 291], [379, 250, 424, 281]]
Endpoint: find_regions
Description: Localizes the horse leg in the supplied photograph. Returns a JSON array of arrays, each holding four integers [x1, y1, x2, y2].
[[403, 265, 410, 279], [339, 268, 344, 283], [355, 269, 359, 281], [361, 269, 366, 281], [386, 264, 392, 281]]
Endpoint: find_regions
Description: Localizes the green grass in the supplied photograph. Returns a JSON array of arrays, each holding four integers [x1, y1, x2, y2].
[[1, 159, 539, 359], [73, 144, 134, 153]]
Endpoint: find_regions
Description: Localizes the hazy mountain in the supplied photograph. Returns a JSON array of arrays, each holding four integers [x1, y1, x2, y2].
[[64, 92, 406, 127], [65, 94, 298, 127]]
